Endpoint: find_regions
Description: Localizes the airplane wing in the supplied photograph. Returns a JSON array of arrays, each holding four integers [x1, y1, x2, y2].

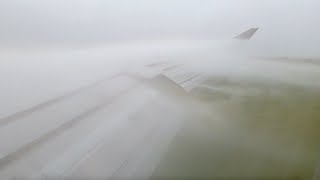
[[1, 27, 320, 179], [233, 27, 259, 40]]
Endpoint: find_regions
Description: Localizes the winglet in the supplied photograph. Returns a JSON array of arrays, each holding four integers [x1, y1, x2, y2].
[[233, 28, 259, 40]]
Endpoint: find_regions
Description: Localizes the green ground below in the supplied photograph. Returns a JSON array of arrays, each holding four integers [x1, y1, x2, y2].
[[152, 77, 320, 179]]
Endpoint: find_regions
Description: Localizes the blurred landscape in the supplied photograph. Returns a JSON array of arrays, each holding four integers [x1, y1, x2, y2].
[[153, 62, 320, 179], [1, 0, 320, 179]]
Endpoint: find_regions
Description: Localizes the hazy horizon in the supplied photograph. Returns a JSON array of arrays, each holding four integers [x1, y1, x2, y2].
[[1, 0, 320, 56]]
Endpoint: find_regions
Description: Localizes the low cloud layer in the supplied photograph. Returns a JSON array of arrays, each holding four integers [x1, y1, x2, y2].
[[0, 0, 319, 55]]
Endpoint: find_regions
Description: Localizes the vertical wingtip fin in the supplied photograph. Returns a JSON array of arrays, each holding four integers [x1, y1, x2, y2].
[[234, 28, 259, 40]]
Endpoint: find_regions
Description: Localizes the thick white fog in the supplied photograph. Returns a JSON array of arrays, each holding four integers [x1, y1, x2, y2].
[[0, 0, 320, 116], [0, 0, 320, 55], [1, 1, 320, 179]]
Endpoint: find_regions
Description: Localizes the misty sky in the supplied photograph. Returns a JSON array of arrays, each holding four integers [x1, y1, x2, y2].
[[0, 0, 319, 55]]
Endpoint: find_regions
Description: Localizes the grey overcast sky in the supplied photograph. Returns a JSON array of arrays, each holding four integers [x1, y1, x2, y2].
[[0, 0, 319, 55]]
